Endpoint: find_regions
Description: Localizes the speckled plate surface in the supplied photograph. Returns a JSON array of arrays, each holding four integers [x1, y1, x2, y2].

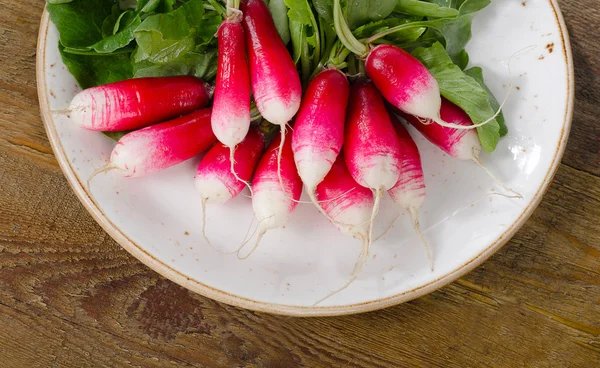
[[37, 0, 573, 316]]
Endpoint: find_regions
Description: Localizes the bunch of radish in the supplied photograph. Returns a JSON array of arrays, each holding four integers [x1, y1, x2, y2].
[[65, 0, 517, 303]]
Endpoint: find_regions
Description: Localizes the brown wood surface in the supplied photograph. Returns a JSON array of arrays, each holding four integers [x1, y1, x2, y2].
[[1, 1, 599, 367]]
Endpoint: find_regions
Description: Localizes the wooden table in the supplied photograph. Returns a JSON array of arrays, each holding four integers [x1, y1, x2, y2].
[[1, 1, 598, 367]]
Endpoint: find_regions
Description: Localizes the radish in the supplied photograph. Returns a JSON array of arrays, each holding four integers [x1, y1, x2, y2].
[[89, 108, 216, 182], [291, 68, 349, 212], [313, 155, 374, 305], [67, 76, 212, 132], [241, 129, 302, 259], [241, 0, 302, 191], [344, 80, 403, 247], [331, 0, 487, 131], [211, 8, 252, 186], [387, 114, 432, 271], [395, 99, 522, 197], [195, 127, 264, 243]]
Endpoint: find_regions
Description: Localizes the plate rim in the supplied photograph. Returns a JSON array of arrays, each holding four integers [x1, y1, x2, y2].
[[36, 0, 575, 317]]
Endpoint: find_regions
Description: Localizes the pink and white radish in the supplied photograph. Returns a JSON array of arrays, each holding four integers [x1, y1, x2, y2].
[[89, 108, 216, 182], [68, 76, 212, 131], [241, 0, 301, 127], [291, 68, 349, 210], [241, 129, 302, 259], [331, 0, 483, 131], [211, 9, 252, 184], [387, 114, 432, 270], [195, 127, 264, 243], [241, 0, 302, 189], [396, 99, 522, 197], [344, 80, 403, 245], [313, 155, 374, 305]]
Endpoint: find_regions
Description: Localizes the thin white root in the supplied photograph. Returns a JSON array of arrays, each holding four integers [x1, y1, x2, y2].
[[472, 155, 523, 199], [368, 188, 384, 247], [313, 235, 370, 306], [51, 109, 71, 116], [312, 188, 383, 304], [237, 231, 265, 260], [409, 206, 433, 272], [87, 163, 117, 190], [276, 125, 287, 196], [374, 211, 403, 242], [230, 146, 253, 197]]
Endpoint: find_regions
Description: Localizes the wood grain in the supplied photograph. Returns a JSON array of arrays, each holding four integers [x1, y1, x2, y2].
[[1, 0, 599, 367]]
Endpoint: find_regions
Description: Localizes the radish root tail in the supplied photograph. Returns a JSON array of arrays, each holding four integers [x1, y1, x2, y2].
[[472, 155, 523, 199], [313, 234, 370, 306], [87, 163, 118, 190], [276, 124, 287, 197], [409, 206, 433, 272], [311, 188, 384, 304], [237, 231, 265, 260], [229, 146, 253, 197], [374, 210, 403, 242]]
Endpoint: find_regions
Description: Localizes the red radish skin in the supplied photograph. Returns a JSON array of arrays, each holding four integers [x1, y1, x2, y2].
[[195, 128, 264, 205], [242, 130, 302, 258], [345, 80, 403, 192], [93, 109, 216, 179], [401, 98, 482, 160], [388, 117, 426, 210], [195, 127, 264, 246], [241, 0, 301, 126], [211, 16, 251, 149], [313, 156, 374, 305], [292, 69, 349, 204], [366, 45, 449, 127], [69, 76, 212, 132], [388, 115, 432, 270], [316, 156, 374, 239]]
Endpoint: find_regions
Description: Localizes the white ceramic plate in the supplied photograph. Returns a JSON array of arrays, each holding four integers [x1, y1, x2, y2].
[[37, 0, 573, 316]]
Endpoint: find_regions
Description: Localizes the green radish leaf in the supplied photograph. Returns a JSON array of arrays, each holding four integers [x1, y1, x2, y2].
[[102, 131, 129, 141], [64, 12, 141, 54], [395, 0, 458, 18], [284, 0, 320, 83], [58, 44, 133, 89], [133, 0, 209, 64], [345, 0, 397, 30], [47, 0, 114, 48], [412, 42, 501, 152], [102, 4, 121, 38], [269, 0, 291, 45], [133, 50, 218, 80], [353, 16, 426, 45], [312, 0, 333, 23], [465, 66, 508, 137]]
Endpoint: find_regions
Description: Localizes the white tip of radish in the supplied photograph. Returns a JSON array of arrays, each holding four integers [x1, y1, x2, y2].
[[454, 131, 482, 160], [212, 114, 251, 148], [402, 83, 442, 122], [259, 98, 300, 126], [333, 204, 371, 239], [252, 186, 292, 231], [295, 154, 334, 191], [358, 156, 401, 191], [195, 177, 234, 204], [69, 89, 99, 129]]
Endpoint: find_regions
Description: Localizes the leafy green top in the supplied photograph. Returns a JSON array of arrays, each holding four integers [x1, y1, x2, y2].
[[47, 0, 506, 151]]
